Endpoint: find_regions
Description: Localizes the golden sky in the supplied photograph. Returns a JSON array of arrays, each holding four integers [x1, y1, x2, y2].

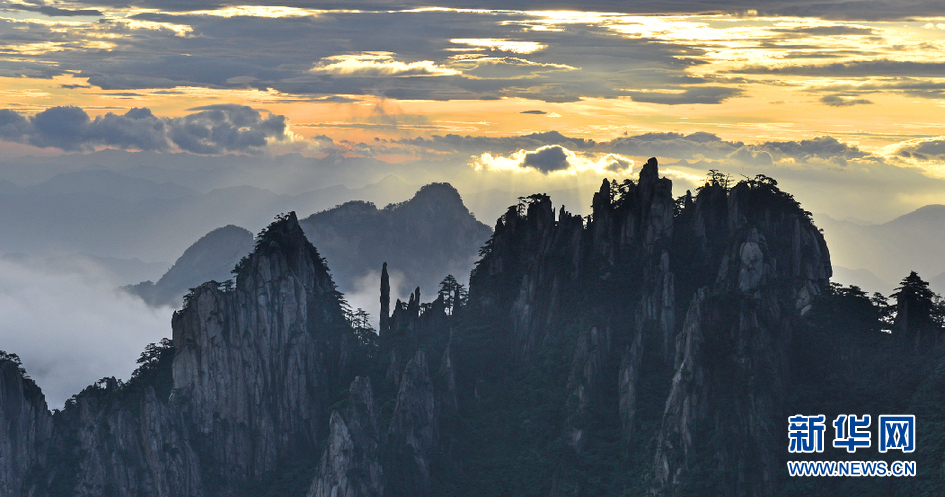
[[1, 2, 945, 221]]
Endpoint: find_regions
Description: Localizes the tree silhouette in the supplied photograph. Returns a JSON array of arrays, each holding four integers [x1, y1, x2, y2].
[[891, 271, 944, 349], [438, 275, 468, 316]]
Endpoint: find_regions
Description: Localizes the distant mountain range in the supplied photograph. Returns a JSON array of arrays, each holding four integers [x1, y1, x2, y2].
[[817, 204, 945, 295], [126, 183, 492, 310], [3, 148, 944, 299], [0, 169, 418, 264]]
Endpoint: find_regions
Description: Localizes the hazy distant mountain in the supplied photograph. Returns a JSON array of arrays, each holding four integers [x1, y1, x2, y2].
[[0, 180, 19, 195], [0, 170, 417, 263], [818, 204, 945, 294], [127, 182, 492, 310], [126, 226, 254, 307], [299, 182, 493, 300], [830, 265, 888, 296], [24, 170, 195, 202]]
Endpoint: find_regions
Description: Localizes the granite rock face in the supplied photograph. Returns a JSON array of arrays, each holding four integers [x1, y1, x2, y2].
[[309, 376, 384, 497], [0, 360, 51, 497], [469, 161, 830, 495], [0, 161, 832, 497], [650, 179, 830, 496], [7, 212, 362, 497], [171, 212, 351, 488]]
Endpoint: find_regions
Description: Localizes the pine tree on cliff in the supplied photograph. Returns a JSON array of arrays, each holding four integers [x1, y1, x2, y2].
[[438, 274, 467, 316], [892, 271, 943, 349], [380, 262, 390, 336]]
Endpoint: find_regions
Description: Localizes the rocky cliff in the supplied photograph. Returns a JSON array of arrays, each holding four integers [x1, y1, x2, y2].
[[466, 161, 830, 495], [0, 356, 51, 497], [0, 161, 836, 496], [1, 212, 369, 496]]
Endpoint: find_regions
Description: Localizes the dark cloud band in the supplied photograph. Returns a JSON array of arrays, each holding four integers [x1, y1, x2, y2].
[[0, 105, 289, 154]]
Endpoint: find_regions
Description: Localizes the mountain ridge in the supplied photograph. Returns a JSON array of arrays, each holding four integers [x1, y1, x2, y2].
[[3, 160, 943, 496]]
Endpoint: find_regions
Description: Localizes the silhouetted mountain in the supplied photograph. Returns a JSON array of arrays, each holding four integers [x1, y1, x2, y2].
[[299, 182, 493, 300], [4, 161, 944, 496], [126, 225, 254, 307]]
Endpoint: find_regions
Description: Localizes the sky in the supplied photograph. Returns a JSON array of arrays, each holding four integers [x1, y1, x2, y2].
[[2, 0, 945, 407]]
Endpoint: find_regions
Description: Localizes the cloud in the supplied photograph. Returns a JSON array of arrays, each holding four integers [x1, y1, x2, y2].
[[310, 52, 460, 78], [0, 105, 290, 154], [607, 131, 740, 159], [11, 3, 103, 17], [896, 138, 945, 162], [472, 145, 633, 175], [170, 104, 288, 154], [804, 79, 945, 100], [450, 38, 546, 54], [768, 26, 876, 37], [57, 0, 945, 21], [0, 9, 742, 103], [0, 255, 173, 409], [726, 147, 774, 167], [396, 130, 599, 155], [626, 87, 744, 105], [0, 109, 31, 140], [523, 145, 570, 173], [820, 95, 873, 107], [521, 110, 546, 114], [389, 129, 885, 174], [758, 136, 875, 165], [732, 60, 945, 78]]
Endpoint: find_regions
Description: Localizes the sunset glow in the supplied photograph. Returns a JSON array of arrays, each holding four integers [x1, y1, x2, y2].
[[0, 2, 943, 222]]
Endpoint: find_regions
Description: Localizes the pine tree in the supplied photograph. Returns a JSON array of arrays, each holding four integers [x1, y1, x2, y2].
[[891, 271, 943, 349]]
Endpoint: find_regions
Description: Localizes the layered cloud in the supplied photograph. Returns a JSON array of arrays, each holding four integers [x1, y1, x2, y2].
[[1, 6, 943, 108], [0, 9, 740, 103], [473, 145, 633, 175], [0, 105, 290, 153], [394, 130, 880, 170], [896, 138, 945, 166], [14, 0, 942, 20]]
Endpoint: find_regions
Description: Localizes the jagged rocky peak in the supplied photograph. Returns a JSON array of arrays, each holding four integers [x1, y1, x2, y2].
[[651, 176, 832, 496], [234, 211, 335, 292], [171, 211, 351, 489], [469, 157, 677, 363], [0, 160, 842, 497], [406, 182, 466, 210], [380, 261, 391, 336]]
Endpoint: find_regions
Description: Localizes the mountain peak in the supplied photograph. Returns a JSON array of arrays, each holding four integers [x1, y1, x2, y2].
[[235, 211, 334, 288]]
